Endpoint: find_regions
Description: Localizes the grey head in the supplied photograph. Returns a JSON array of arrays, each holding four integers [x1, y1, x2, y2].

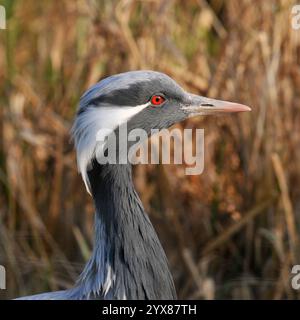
[[72, 70, 251, 193]]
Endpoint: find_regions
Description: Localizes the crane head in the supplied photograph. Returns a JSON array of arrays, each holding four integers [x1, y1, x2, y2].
[[72, 70, 251, 193]]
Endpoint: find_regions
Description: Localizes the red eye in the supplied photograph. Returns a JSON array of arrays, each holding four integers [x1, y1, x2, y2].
[[150, 95, 165, 106]]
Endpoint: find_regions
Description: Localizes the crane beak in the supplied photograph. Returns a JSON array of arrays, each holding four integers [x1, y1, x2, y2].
[[182, 93, 251, 116]]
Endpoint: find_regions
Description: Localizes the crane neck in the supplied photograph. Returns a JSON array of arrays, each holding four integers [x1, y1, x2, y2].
[[76, 161, 176, 299]]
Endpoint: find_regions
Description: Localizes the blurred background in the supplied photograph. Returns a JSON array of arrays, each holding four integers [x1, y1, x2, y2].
[[0, 0, 300, 299]]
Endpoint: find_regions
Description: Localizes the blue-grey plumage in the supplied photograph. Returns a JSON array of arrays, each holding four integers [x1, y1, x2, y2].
[[16, 70, 250, 300]]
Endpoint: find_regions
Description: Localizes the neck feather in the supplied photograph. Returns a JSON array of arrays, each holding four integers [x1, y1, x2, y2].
[[76, 161, 176, 300]]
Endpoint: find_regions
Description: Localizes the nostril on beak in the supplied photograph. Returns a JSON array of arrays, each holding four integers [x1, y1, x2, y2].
[[201, 103, 214, 107]]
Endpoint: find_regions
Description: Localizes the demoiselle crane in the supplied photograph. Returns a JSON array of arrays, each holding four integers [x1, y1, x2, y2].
[[17, 70, 250, 299]]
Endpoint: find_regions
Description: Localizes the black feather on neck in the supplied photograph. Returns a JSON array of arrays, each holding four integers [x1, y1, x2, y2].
[[77, 160, 176, 300]]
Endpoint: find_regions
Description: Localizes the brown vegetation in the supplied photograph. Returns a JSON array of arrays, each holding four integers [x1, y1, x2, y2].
[[0, 0, 300, 299]]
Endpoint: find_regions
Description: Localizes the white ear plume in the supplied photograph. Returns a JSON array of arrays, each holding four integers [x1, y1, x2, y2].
[[72, 103, 150, 194]]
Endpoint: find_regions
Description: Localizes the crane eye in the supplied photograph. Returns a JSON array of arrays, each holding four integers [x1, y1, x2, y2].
[[150, 95, 165, 106]]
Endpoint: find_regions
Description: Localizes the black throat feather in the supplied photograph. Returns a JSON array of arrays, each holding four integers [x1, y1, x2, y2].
[[78, 160, 176, 300]]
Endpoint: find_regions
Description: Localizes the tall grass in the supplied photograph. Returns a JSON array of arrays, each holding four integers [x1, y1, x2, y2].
[[0, 0, 300, 299]]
